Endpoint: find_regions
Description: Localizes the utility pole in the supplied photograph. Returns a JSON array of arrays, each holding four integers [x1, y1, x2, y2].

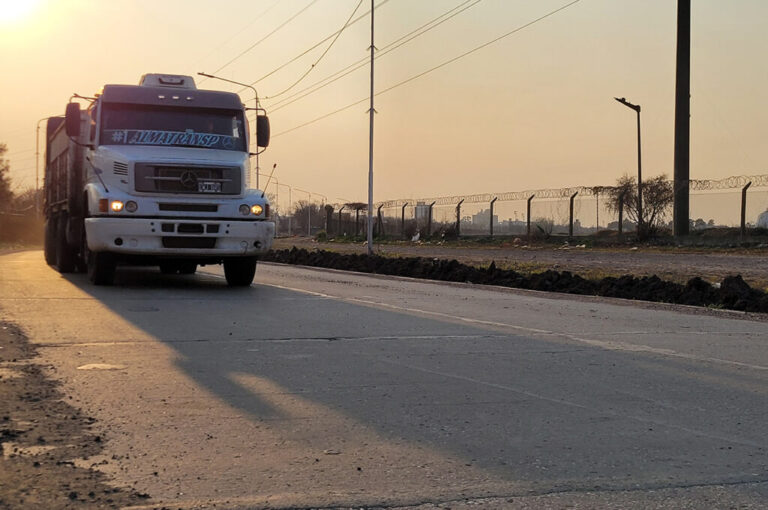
[[673, 0, 691, 236], [366, 0, 375, 255]]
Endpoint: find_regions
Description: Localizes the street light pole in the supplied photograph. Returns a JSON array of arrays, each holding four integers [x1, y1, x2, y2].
[[197, 72, 262, 189], [294, 187, 312, 236], [614, 97, 643, 235]]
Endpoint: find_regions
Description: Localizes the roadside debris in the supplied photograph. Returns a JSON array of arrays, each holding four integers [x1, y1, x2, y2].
[[262, 248, 768, 313], [0, 323, 150, 508]]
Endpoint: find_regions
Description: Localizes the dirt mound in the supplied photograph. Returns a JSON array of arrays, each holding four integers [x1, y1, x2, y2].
[[262, 248, 768, 313]]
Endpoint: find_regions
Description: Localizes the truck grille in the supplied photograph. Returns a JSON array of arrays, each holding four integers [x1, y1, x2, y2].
[[135, 164, 240, 194]]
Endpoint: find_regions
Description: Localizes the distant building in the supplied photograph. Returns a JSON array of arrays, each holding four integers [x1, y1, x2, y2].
[[414, 201, 430, 222], [472, 208, 498, 226]]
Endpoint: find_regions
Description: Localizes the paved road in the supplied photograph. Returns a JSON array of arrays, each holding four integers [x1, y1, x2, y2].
[[2, 250, 768, 509]]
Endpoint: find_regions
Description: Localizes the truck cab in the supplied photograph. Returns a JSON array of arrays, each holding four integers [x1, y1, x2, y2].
[[44, 74, 274, 286]]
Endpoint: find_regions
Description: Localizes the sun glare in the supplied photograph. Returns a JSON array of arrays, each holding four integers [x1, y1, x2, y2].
[[0, 0, 42, 27]]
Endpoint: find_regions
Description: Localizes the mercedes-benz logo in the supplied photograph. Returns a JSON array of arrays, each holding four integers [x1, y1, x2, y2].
[[180, 171, 198, 189]]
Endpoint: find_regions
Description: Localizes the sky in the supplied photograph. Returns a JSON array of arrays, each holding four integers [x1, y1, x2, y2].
[[1, 0, 767, 209]]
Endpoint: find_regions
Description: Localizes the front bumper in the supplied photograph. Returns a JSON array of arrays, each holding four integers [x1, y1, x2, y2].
[[85, 217, 274, 256]]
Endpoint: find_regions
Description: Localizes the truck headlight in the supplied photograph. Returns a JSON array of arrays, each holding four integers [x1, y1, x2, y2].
[[239, 204, 250, 216], [110, 200, 124, 212], [125, 201, 138, 213], [251, 204, 263, 216]]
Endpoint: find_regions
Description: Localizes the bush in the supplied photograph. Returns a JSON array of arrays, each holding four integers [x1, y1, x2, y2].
[[0, 214, 43, 244]]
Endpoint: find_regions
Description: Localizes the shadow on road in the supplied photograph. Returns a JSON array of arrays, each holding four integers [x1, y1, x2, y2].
[[63, 264, 768, 494]]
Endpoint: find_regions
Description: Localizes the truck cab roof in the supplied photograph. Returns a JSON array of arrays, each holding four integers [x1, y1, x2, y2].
[[101, 83, 243, 110]]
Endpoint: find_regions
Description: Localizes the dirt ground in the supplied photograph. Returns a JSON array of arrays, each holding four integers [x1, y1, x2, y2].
[[274, 237, 768, 291], [0, 323, 149, 509]]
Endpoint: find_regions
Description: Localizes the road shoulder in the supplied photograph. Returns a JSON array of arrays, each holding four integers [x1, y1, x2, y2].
[[0, 321, 150, 509]]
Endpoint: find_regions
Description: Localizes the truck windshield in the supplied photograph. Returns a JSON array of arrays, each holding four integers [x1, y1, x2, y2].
[[100, 104, 246, 152]]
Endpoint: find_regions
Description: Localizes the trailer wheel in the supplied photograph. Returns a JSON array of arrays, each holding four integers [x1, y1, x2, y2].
[[55, 215, 76, 273], [87, 251, 116, 286], [223, 257, 257, 287], [44, 217, 57, 266]]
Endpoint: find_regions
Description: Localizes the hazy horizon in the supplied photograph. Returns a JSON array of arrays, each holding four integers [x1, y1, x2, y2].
[[2, 0, 767, 209]]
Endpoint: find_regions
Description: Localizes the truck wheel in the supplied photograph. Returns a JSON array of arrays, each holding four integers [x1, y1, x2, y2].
[[55, 216, 76, 273], [87, 251, 116, 286], [159, 262, 179, 275], [178, 262, 197, 275], [44, 217, 57, 266], [223, 257, 257, 287]]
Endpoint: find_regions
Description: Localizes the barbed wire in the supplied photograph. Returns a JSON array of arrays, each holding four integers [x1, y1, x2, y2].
[[360, 174, 768, 209], [690, 174, 768, 190]]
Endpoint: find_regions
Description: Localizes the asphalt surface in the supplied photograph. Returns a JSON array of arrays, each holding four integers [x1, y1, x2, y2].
[[1, 250, 768, 509]]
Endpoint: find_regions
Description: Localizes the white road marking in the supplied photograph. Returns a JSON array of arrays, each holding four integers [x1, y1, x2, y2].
[[377, 357, 768, 449], [260, 280, 768, 372]]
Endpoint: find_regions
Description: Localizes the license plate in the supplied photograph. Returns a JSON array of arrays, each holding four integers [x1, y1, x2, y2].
[[198, 181, 221, 193]]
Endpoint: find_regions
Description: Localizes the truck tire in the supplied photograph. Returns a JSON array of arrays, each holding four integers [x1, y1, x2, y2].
[[87, 251, 116, 286], [159, 262, 179, 275], [44, 217, 57, 266], [55, 216, 76, 273], [223, 257, 257, 287], [178, 262, 197, 275]]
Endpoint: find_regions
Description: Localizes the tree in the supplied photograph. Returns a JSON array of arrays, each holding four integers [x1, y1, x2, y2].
[[0, 144, 13, 212], [11, 188, 41, 214], [291, 200, 324, 235], [606, 174, 673, 238]]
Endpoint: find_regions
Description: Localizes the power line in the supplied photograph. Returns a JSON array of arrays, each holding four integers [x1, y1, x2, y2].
[[5, 148, 35, 157], [0, 127, 32, 138], [265, 0, 365, 100], [7, 155, 36, 163], [272, 98, 368, 138], [194, 0, 281, 80], [239, 0, 392, 93], [273, 0, 582, 138], [267, 0, 482, 113], [208, 0, 320, 78]]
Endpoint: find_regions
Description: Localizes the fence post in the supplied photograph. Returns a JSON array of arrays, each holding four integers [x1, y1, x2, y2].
[[337, 205, 345, 237], [526, 194, 535, 240], [741, 181, 752, 242], [376, 204, 384, 238], [569, 192, 578, 238], [325, 205, 333, 234], [456, 199, 464, 236], [427, 201, 436, 237], [490, 197, 498, 237], [355, 208, 360, 237], [401, 202, 408, 239], [618, 191, 625, 238]]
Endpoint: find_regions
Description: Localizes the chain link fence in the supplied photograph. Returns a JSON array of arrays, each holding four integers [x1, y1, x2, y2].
[[319, 174, 768, 239]]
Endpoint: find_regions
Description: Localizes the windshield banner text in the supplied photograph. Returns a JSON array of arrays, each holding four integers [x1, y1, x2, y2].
[[104, 129, 237, 150]]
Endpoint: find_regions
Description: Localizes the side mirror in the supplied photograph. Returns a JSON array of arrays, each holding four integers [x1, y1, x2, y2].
[[256, 115, 270, 148], [65, 103, 81, 137]]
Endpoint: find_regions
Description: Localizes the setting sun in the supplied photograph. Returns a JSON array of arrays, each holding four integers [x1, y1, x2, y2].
[[0, 0, 41, 26]]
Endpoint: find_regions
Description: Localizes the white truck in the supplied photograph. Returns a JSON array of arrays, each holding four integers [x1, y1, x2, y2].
[[43, 73, 274, 286]]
